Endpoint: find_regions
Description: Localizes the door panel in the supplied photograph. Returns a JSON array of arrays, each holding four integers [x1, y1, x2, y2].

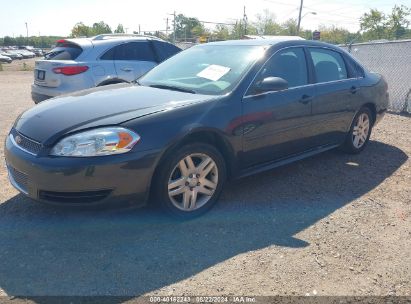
[[112, 42, 158, 82], [241, 86, 315, 168], [311, 79, 359, 146], [115, 60, 156, 81], [240, 47, 316, 168], [308, 48, 360, 146]]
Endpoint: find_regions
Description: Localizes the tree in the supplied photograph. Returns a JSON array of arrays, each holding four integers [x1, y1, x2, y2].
[[360, 9, 387, 40], [316, 25, 354, 44], [387, 5, 411, 39], [213, 24, 230, 41], [280, 19, 299, 36], [71, 22, 90, 37], [91, 21, 112, 35], [3, 36, 14, 46], [174, 14, 203, 40], [114, 24, 125, 34], [254, 9, 281, 35], [230, 21, 245, 39], [191, 24, 207, 37]]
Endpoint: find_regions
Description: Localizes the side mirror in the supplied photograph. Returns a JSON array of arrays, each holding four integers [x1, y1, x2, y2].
[[256, 77, 288, 93]]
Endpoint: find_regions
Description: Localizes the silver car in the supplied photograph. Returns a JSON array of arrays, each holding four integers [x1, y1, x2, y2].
[[31, 34, 181, 103], [0, 54, 12, 63]]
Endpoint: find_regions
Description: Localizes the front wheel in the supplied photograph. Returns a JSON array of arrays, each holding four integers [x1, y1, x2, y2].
[[341, 107, 373, 154], [153, 143, 226, 219]]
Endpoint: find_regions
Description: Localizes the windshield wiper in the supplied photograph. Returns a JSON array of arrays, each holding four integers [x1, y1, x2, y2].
[[148, 84, 196, 94]]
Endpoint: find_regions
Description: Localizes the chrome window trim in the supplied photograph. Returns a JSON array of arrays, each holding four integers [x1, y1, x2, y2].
[[243, 83, 317, 99], [243, 44, 363, 99]]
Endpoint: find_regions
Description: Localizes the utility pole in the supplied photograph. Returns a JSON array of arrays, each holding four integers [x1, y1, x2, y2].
[[25, 22, 28, 45], [297, 0, 303, 35], [167, 11, 177, 43], [172, 11, 176, 43], [165, 18, 169, 38], [138, 24, 141, 34], [243, 6, 248, 37]]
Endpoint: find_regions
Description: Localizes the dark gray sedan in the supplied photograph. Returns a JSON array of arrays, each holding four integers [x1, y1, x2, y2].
[[5, 38, 389, 218]]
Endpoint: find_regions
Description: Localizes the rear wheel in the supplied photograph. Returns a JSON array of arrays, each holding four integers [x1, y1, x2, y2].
[[153, 143, 226, 219], [341, 107, 373, 154]]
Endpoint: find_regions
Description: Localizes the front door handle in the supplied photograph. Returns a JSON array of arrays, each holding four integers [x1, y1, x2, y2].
[[121, 67, 133, 72], [350, 86, 359, 94], [299, 94, 313, 105]]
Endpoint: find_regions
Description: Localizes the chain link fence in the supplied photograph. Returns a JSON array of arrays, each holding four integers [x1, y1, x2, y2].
[[341, 39, 411, 113]]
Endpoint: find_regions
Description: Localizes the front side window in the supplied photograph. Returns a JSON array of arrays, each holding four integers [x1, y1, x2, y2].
[[309, 48, 348, 83], [256, 47, 308, 89]]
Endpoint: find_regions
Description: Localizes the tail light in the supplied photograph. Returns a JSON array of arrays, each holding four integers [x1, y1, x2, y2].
[[53, 66, 89, 76]]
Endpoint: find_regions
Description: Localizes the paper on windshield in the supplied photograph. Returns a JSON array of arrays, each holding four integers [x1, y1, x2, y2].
[[197, 64, 231, 81]]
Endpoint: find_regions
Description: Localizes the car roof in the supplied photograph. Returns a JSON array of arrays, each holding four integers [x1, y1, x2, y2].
[[205, 37, 343, 50], [206, 36, 305, 46], [61, 35, 167, 49]]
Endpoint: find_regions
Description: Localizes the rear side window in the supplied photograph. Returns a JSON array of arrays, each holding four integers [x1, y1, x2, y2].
[[309, 48, 347, 83], [345, 55, 365, 78], [44, 42, 82, 60], [110, 42, 156, 62], [152, 41, 181, 62]]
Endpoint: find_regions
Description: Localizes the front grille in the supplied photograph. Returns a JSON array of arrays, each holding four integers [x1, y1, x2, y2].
[[8, 166, 29, 193], [39, 190, 112, 204], [10, 129, 42, 155]]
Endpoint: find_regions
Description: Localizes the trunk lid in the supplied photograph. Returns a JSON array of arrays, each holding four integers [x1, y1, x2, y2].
[[35, 39, 91, 87], [34, 59, 83, 88]]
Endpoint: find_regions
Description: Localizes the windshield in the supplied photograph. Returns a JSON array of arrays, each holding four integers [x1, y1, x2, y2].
[[139, 45, 265, 95]]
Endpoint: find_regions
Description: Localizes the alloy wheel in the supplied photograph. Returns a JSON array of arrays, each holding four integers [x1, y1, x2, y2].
[[167, 153, 218, 211], [352, 113, 370, 149]]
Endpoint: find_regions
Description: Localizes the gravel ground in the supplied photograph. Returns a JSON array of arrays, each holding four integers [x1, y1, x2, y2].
[[0, 58, 36, 72], [0, 70, 410, 297]]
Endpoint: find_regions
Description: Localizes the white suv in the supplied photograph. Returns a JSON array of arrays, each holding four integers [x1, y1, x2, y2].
[[31, 34, 181, 103]]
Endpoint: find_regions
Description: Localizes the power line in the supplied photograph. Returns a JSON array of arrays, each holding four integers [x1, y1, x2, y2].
[[199, 20, 236, 26]]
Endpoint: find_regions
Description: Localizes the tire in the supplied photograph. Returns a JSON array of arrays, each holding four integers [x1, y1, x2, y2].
[[152, 143, 226, 219], [341, 107, 374, 154]]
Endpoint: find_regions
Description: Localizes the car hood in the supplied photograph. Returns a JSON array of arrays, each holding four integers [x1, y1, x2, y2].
[[15, 83, 214, 145]]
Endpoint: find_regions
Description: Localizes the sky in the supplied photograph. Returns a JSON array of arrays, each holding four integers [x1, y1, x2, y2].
[[0, 0, 409, 37]]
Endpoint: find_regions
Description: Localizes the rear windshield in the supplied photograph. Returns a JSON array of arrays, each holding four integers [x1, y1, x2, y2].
[[44, 42, 82, 60]]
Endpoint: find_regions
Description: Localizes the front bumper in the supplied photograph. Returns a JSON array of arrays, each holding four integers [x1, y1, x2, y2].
[[374, 108, 387, 126], [5, 133, 160, 207]]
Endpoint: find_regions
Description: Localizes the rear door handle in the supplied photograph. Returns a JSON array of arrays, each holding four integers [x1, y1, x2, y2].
[[121, 67, 133, 72], [350, 86, 359, 94], [299, 94, 313, 105]]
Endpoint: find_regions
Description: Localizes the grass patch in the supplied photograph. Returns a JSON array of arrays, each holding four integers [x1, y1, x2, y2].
[[0, 63, 3, 72], [20, 62, 33, 71]]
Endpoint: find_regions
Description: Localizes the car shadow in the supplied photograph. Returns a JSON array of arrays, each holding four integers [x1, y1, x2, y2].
[[0, 141, 407, 298]]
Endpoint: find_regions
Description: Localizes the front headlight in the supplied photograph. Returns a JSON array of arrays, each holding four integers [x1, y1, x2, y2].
[[50, 127, 140, 157]]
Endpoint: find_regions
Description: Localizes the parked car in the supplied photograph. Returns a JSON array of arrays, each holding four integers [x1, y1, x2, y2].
[[16, 49, 36, 59], [0, 54, 12, 63], [5, 38, 388, 218], [31, 34, 181, 103], [3, 50, 23, 60], [13, 49, 35, 58], [33, 48, 44, 56]]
